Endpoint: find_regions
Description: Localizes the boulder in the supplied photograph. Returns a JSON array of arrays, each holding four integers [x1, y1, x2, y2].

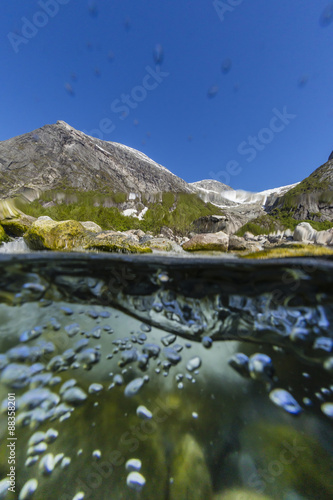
[[293, 222, 317, 242], [83, 231, 152, 254], [144, 237, 176, 252], [24, 218, 86, 250], [228, 235, 248, 251], [183, 232, 229, 252], [159, 226, 175, 240], [315, 228, 333, 246], [1, 214, 36, 236], [243, 231, 255, 241], [24, 217, 152, 253], [191, 215, 227, 234]]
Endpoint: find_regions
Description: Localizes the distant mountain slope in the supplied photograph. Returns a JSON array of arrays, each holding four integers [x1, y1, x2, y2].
[[0, 121, 192, 199], [273, 156, 333, 221]]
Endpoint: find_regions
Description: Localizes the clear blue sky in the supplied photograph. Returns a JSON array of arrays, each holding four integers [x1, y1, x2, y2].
[[1, 0, 333, 191]]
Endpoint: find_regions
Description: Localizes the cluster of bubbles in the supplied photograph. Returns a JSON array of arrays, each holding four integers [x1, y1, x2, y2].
[[0, 260, 332, 497]]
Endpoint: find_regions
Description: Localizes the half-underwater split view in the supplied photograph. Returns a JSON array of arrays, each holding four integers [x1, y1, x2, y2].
[[1, 2, 333, 499]]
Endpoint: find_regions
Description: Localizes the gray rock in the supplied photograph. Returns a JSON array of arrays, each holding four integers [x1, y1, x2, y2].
[[228, 235, 248, 251], [293, 223, 317, 243], [183, 232, 229, 252]]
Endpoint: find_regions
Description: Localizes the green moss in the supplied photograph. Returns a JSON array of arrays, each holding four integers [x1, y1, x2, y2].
[[242, 244, 333, 259], [236, 211, 333, 237], [0, 216, 35, 236], [24, 219, 86, 251], [0, 225, 9, 244], [22, 190, 223, 236]]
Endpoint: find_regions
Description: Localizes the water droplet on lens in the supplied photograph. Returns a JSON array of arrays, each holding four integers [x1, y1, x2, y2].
[[320, 4, 333, 27], [221, 58, 232, 73], [125, 458, 142, 471], [269, 389, 303, 415], [126, 471, 146, 492], [153, 44, 164, 64], [207, 85, 219, 98]]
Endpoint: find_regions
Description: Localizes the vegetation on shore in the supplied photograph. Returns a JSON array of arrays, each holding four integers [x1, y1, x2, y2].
[[236, 210, 333, 237], [19, 189, 223, 236], [242, 244, 333, 259]]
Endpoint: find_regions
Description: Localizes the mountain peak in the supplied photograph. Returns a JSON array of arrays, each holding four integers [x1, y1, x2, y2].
[[0, 122, 192, 198]]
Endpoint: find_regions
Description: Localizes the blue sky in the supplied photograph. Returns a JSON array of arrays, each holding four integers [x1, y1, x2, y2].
[[1, 0, 333, 191]]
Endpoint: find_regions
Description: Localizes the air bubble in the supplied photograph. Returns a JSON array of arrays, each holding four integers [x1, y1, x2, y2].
[[124, 378, 144, 397], [88, 383, 103, 394], [125, 458, 142, 471], [136, 405, 153, 420], [321, 402, 333, 418], [186, 356, 201, 372], [269, 389, 303, 415], [18, 478, 38, 499], [126, 471, 146, 492]]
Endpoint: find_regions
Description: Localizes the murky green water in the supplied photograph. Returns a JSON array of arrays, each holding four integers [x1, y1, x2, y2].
[[0, 253, 332, 499]]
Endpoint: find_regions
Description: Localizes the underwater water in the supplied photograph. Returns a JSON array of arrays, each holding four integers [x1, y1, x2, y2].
[[0, 253, 332, 500]]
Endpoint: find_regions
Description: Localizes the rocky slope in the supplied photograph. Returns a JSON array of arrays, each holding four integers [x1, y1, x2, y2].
[[272, 155, 333, 221], [0, 121, 192, 200]]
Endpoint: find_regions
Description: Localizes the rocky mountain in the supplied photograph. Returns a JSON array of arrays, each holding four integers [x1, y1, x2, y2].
[[272, 155, 333, 221], [0, 121, 192, 201], [1, 121, 332, 237]]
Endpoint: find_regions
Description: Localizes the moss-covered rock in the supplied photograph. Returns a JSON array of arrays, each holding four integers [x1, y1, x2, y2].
[[24, 217, 87, 250], [0, 224, 9, 244], [83, 231, 152, 254], [144, 237, 174, 252], [0, 214, 36, 236], [183, 232, 229, 252]]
